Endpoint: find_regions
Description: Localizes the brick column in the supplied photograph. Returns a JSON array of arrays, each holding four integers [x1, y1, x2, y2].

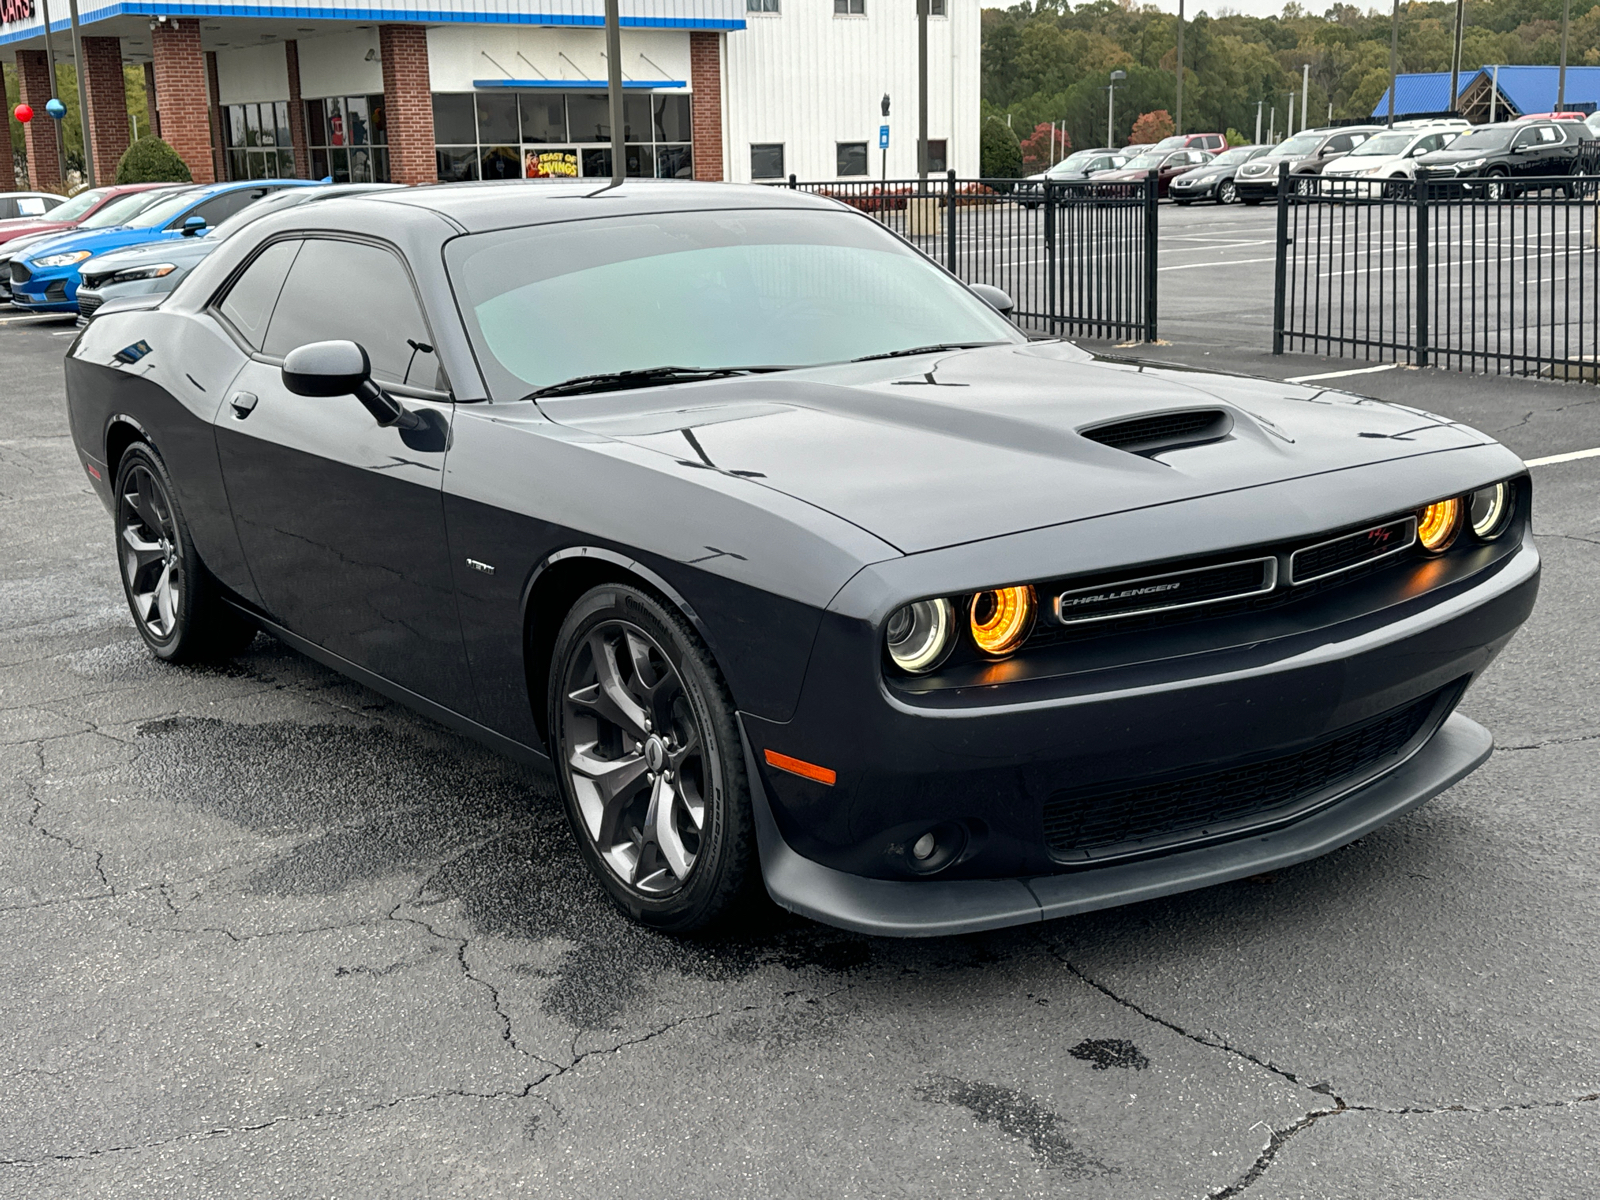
[[151, 17, 214, 183], [205, 50, 225, 180], [15, 50, 61, 190], [143, 61, 159, 139], [379, 24, 435, 186], [285, 39, 310, 179], [689, 32, 723, 182], [81, 37, 131, 184]]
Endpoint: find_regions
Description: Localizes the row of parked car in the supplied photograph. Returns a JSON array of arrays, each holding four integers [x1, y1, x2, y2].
[[1021, 111, 1600, 205], [0, 178, 398, 322]]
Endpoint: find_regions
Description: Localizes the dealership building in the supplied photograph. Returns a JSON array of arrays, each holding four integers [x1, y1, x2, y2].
[[2, 0, 978, 191]]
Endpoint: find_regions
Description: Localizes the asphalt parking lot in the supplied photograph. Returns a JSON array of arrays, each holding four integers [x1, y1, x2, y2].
[[3, 270, 1599, 1198]]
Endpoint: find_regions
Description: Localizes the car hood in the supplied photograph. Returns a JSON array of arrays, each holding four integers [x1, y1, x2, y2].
[[1418, 147, 1500, 164], [1323, 156, 1396, 173], [537, 342, 1494, 555], [0, 229, 69, 259], [18, 225, 183, 265], [84, 238, 216, 275], [0, 217, 74, 245]]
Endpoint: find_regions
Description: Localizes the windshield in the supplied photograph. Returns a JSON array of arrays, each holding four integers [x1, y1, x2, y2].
[[1150, 136, 1185, 151], [42, 187, 110, 223], [1350, 132, 1412, 157], [128, 189, 208, 229], [1272, 134, 1322, 157], [1122, 153, 1164, 170], [446, 209, 1022, 398], [78, 190, 172, 229], [1447, 127, 1514, 152], [1210, 147, 1257, 166]]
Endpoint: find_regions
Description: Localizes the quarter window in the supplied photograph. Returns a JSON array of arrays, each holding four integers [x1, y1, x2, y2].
[[218, 240, 301, 352], [262, 239, 442, 390], [751, 143, 785, 179], [836, 142, 869, 176]]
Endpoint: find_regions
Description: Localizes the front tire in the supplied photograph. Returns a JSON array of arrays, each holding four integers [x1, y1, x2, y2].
[[548, 583, 756, 933], [1218, 180, 1238, 204], [113, 443, 255, 663]]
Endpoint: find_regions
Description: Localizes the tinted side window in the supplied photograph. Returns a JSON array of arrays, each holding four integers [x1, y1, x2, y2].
[[1326, 135, 1353, 153], [1512, 127, 1538, 147], [263, 238, 441, 388], [218, 239, 301, 351], [184, 187, 270, 231]]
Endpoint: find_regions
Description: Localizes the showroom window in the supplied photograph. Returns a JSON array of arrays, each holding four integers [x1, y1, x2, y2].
[[433, 91, 692, 182], [750, 144, 785, 180], [834, 0, 864, 13], [747, 0, 780, 10], [223, 102, 293, 180], [836, 142, 868, 176], [305, 95, 388, 183]]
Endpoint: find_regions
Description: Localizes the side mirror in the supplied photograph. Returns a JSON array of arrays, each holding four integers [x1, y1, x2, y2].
[[181, 215, 207, 237], [970, 283, 1015, 316], [282, 339, 422, 429]]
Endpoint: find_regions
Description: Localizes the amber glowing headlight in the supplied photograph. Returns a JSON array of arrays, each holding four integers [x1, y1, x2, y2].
[[968, 585, 1037, 658], [1417, 497, 1464, 553], [885, 598, 955, 674], [1468, 482, 1512, 540]]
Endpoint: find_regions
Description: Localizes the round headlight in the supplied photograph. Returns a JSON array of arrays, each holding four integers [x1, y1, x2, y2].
[[969, 585, 1036, 658], [1417, 497, 1464, 553], [1468, 482, 1511, 540], [885, 598, 955, 674]]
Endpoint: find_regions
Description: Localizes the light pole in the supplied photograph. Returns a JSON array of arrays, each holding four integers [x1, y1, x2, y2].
[[1301, 63, 1310, 132], [880, 93, 889, 191], [1448, 0, 1466, 114], [1255, 99, 1263, 145], [39, 0, 66, 184], [1387, 0, 1400, 128], [69, 0, 94, 185], [1557, 0, 1571, 111], [1107, 69, 1125, 148], [604, 0, 623, 188], [917, 0, 929, 187], [1175, 0, 1184, 136]]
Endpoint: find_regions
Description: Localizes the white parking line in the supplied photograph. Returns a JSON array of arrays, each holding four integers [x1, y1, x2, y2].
[[1159, 256, 1279, 272], [0, 313, 71, 325], [1525, 446, 1600, 467], [1283, 363, 1402, 383]]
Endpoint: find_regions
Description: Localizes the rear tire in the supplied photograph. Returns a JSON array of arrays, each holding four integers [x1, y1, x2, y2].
[[548, 583, 757, 933], [113, 443, 256, 663], [1218, 180, 1238, 205]]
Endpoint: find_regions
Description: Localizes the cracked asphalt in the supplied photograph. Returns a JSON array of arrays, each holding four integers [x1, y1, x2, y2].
[[3, 314, 1598, 1198]]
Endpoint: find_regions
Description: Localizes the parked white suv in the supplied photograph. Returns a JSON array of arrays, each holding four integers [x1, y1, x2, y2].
[[1321, 122, 1467, 194]]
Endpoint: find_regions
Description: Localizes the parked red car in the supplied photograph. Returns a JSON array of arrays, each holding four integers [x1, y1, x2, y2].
[[1093, 147, 1215, 196], [1139, 132, 1228, 153], [0, 182, 174, 247]]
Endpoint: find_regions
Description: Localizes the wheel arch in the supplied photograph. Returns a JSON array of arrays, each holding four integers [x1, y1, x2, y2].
[[103, 414, 152, 482], [521, 547, 715, 747]]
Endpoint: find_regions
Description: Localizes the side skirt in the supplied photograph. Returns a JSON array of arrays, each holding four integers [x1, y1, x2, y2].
[[227, 601, 552, 770]]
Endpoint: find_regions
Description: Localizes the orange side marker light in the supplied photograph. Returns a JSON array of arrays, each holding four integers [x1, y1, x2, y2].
[[763, 749, 837, 787]]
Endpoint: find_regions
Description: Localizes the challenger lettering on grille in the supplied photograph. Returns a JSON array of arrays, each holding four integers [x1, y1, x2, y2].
[[1058, 582, 1182, 609], [1050, 558, 1276, 625]]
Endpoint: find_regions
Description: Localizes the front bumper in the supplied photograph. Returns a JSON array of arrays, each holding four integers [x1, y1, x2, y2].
[[10, 267, 78, 312], [745, 712, 1492, 936], [1170, 176, 1216, 198]]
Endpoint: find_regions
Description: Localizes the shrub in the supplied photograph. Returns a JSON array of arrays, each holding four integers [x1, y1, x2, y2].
[[1225, 127, 1250, 148], [114, 136, 193, 184], [1129, 110, 1175, 145], [980, 118, 1023, 180]]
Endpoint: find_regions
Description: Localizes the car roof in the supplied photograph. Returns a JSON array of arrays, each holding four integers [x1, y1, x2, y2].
[[360, 180, 852, 235]]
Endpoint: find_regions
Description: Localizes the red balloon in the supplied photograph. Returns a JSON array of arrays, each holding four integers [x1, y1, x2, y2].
[[13, 103, 33, 124]]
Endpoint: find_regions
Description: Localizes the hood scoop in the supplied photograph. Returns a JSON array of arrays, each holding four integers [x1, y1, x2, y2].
[[1080, 408, 1233, 457]]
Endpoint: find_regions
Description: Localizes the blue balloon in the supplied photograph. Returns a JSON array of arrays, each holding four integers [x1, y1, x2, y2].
[[45, 98, 66, 119]]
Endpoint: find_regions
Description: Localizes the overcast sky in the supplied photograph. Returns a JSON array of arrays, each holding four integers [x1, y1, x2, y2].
[[980, 0, 1315, 19]]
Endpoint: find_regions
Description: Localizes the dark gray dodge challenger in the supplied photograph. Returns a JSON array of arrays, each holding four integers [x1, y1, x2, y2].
[[63, 182, 1538, 936]]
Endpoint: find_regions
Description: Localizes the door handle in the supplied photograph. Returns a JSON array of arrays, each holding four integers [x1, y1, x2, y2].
[[229, 391, 258, 419]]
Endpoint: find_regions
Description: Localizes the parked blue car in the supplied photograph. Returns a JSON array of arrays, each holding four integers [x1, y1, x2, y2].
[[8, 179, 317, 312]]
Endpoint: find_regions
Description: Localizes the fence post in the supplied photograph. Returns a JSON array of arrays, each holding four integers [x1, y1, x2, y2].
[[1414, 169, 1430, 368], [1044, 182, 1058, 335], [1144, 169, 1159, 342], [1272, 161, 1290, 356], [788, 174, 797, 190], [947, 168, 958, 272]]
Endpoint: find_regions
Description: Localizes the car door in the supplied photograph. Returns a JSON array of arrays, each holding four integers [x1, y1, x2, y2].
[[211, 235, 476, 715], [1509, 125, 1547, 179]]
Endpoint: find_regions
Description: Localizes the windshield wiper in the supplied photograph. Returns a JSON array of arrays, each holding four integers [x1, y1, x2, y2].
[[849, 342, 1005, 364], [527, 365, 788, 400]]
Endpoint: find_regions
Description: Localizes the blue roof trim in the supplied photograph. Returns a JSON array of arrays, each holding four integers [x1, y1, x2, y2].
[[1374, 65, 1600, 119], [473, 78, 687, 89], [0, 4, 745, 45]]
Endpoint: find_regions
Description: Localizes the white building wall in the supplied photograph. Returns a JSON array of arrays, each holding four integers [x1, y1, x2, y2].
[[215, 43, 290, 105], [296, 29, 385, 98], [723, 0, 980, 183], [426, 25, 693, 92]]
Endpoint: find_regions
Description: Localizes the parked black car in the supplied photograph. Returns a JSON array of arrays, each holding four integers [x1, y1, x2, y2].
[[1416, 121, 1588, 198], [64, 182, 1536, 937], [1233, 127, 1380, 204], [1169, 145, 1272, 204], [1016, 148, 1129, 207]]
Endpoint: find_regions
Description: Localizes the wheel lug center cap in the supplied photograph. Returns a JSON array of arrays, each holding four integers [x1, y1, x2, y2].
[[643, 736, 667, 774]]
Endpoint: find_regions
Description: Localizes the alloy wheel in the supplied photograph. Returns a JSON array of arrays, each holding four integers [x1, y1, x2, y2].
[[561, 620, 709, 896], [1218, 180, 1237, 204], [118, 462, 184, 642]]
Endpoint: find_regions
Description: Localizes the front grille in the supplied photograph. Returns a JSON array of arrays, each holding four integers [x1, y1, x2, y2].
[[10, 260, 32, 285], [1291, 516, 1417, 584], [1080, 409, 1231, 455], [1042, 689, 1444, 859], [77, 293, 103, 320], [1051, 557, 1275, 625]]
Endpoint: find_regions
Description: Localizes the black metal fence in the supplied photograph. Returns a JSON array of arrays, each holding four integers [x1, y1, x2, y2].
[[782, 170, 1159, 342], [1273, 151, 1600, 380]]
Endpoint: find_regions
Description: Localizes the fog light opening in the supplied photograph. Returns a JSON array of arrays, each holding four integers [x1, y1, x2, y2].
[[904, 822, 968, 875], [912, 832, 937, 860]]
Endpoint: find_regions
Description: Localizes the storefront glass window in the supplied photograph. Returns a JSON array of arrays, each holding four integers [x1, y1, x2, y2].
[[222, 101, 294, 180], [432, 91, 692, 182], [307, 95, 389, 183]]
